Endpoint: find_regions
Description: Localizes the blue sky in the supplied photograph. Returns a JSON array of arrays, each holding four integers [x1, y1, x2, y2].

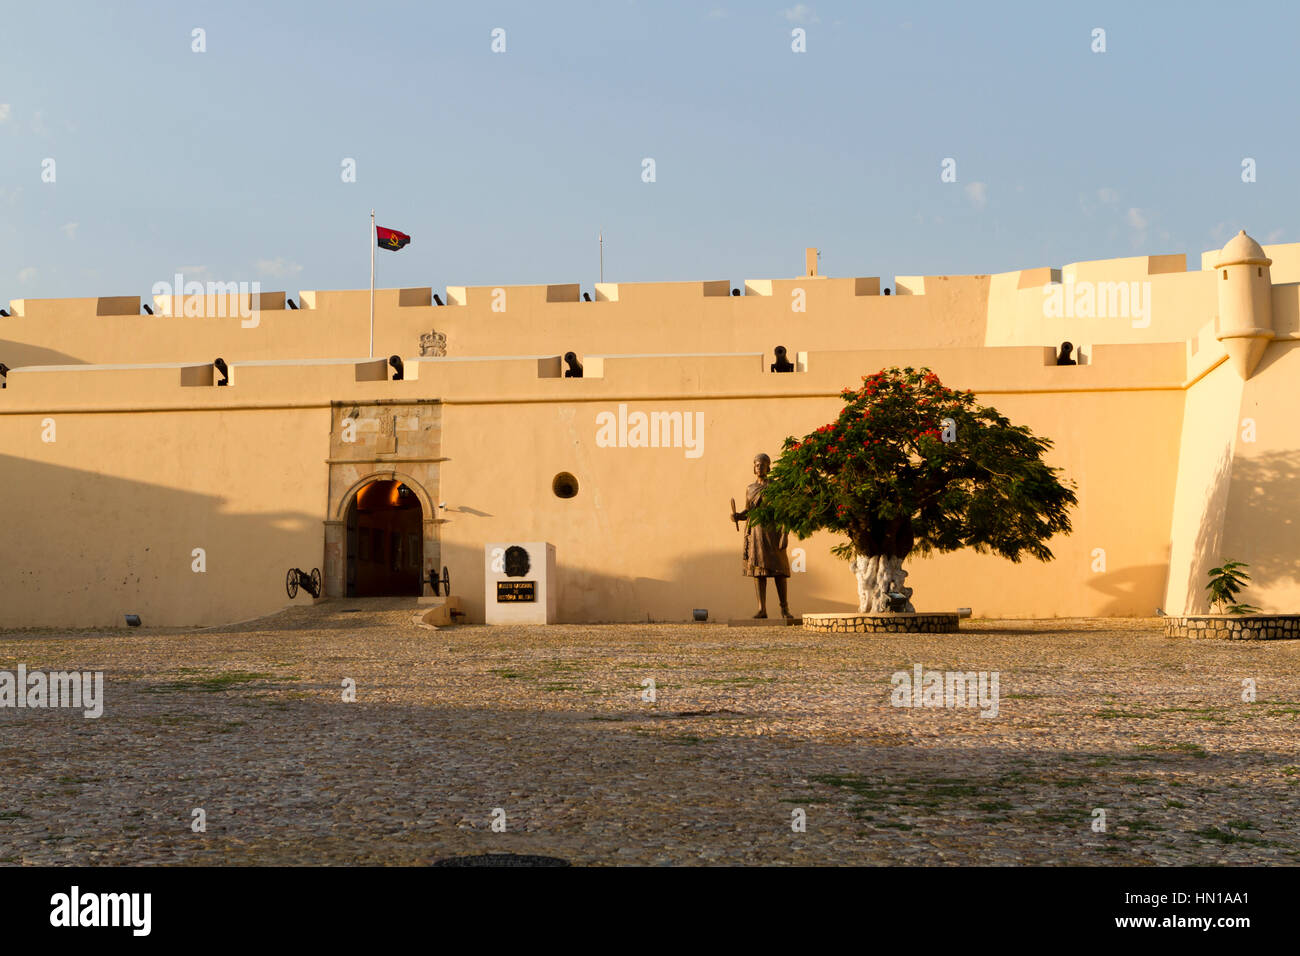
[[2, 0, 1296, 300]]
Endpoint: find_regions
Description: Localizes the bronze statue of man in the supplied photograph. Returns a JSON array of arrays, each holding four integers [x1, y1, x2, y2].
[[730, 453, 794, 620]]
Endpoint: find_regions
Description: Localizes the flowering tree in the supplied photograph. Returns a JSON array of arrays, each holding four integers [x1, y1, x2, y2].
[[747, 367, 1076, 613]]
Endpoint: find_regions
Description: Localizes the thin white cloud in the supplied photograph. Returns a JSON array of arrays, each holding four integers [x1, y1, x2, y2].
[[255, 257, 303, 279], [965, 182, 988, 209], [61, 222, 78, 240], [1097, 187, 1118, 203], [18, 266, 37, 283], [1127, 207, 1150, 248], [783, 4, 819, 24], [1264, 228, 1285, 243], [0, 104, 10, 123]]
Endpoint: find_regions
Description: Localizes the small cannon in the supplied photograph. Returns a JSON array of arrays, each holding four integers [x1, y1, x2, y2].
[[286, 567, 322, 600], [427, 565, 451, 597]]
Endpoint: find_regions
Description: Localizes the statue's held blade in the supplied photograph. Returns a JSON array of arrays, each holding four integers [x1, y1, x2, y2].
[[730, 497, 739, 531]]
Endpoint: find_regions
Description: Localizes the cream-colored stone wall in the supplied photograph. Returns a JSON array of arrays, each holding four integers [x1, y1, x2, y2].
[[2, 275, 991, 373], [0, 405, 328, 627], [0, 343, 1191, 625], [3, 236, 1299, 626]]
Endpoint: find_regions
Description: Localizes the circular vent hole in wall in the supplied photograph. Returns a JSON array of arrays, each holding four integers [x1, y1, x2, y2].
[[552, 472, 579, 499]]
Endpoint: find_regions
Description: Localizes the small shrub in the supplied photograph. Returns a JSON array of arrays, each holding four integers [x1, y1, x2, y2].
[[1206, 559, 1260, 614]]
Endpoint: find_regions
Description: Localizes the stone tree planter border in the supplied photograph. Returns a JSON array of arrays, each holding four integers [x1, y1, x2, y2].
[[1164, 614, 1300, 641], [803, 612, 959, 634]]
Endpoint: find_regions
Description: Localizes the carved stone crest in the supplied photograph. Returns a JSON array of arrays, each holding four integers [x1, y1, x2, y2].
[[376, 414, 397, 455], [419, 329, 447, 357]]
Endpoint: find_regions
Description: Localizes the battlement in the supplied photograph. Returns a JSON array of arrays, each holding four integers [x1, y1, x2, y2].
[[3, 272, 957, 321], [10, 239, 1300, 322], [3, 237, 1297, 387], [0, 339, 1202, 415]]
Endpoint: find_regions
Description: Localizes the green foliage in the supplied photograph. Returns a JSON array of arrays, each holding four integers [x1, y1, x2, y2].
[[1206, 560, 1260, 614], [747, 367, 1076, 561]]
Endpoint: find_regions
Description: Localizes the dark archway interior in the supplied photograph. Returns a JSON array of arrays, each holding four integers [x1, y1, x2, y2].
[[345, 479, 423, 597]]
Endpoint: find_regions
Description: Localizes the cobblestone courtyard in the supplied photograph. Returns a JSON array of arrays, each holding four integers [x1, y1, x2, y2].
[[3, 603, 1299, 866]]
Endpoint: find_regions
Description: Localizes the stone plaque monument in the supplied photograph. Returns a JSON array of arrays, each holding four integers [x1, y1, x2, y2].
[[485, 541, 556, 624]]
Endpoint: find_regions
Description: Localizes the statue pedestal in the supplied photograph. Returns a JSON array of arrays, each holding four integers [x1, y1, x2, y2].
[[484, 542, 556, 624]]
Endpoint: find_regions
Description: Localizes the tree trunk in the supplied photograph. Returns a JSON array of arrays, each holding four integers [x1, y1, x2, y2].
[[851, 553, 915, 614]]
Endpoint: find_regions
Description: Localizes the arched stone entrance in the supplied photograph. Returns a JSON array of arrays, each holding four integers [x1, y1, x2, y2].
[[344, 479, 424, 596], [322, 399, 444, 599], [325, 469, 439, 598]]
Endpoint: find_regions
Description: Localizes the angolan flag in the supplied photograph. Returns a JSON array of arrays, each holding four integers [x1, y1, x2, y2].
[[376, 226, 411, 251]]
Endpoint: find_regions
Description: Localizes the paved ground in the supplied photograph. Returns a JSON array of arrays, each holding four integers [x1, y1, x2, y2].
[[2, 602, 1299, 866]]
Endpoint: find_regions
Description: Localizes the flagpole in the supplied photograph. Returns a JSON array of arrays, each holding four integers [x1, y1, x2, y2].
[[369, 210, 376, 358]]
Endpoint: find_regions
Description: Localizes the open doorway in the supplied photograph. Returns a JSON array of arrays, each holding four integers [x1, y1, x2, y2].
[[344, 479, 424, 597]]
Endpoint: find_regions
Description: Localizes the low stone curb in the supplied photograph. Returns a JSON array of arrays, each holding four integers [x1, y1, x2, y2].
[[802, 612, 960, 633], [1164, 614, 1300, 640]]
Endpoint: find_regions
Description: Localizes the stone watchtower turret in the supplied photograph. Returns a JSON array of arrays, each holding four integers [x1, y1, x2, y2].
[[1213, 229, 1274, 378]]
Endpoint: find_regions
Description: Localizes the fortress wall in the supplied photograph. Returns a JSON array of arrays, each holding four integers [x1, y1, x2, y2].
[[0, 407, 330, 627], [1216, 339, 1300, 612], [2, 274, 992, 371], [0, 343, 1190, 626], [1064, 254, 1187, 283], [1270, 284, 1300, 337], [983, 263, 1218, 350], [0, 341, 1187, 412], [438, 372, 1185, 622], [357, 274, 994, 358], [0, 303, 372, 371], [1260, 244, 1300, 283], [1163, 358, 1243, 614], [9, 242, 1300, 375]]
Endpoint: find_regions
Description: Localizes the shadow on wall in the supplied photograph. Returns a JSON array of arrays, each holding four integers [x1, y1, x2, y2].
[[0, 454, 322, 627], [0, 339, 85, 371], [1177, 446, 1300, 613], [1178, 444, 1234, 614], [1219, 448, 1300, 607], [1085, 563, 1172, 617]]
